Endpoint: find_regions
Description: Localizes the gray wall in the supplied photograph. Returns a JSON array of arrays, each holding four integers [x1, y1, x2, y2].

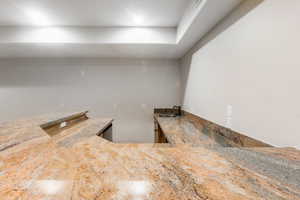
[[181, 0, 300, 148], [0, 58, 181, 143]]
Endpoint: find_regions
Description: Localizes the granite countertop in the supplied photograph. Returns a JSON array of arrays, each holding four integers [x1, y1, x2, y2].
[[155, 114, 300, 199], [154, 115, 218, 147], [0, 112, 299, 199]]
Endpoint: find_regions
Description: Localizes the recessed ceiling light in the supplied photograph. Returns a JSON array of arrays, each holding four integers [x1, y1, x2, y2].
[[132, 14, 144, 26], [24, 7, 51, 26]]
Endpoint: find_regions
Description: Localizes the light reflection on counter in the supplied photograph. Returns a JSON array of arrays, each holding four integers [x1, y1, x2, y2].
[[33, 180, 68, 195], [117, 180, 152, 199]]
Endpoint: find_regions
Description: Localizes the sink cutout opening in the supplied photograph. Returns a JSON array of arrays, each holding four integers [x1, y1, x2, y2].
[[100, 123, 113, 141]]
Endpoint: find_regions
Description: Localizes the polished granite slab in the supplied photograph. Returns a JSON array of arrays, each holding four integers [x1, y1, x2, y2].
[[154, 112, 271, 148], [155, 114, 300, 199], [0, 112, 299, 199]]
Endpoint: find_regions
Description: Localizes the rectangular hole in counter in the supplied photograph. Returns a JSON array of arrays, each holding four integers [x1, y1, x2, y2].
[[155, 122, 169, 144], [99, 123, 113, 141]]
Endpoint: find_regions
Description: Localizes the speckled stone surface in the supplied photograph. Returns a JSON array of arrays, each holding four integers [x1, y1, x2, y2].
[[155, 112, 271, 148], [0, 112, 299, 199], [154, 115, 218, 147], [155, 114, 300, 199], [215, 147, 300, 189]]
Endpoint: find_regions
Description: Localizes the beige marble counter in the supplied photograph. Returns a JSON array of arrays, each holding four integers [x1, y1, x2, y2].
[[0, 112, 299, 199]]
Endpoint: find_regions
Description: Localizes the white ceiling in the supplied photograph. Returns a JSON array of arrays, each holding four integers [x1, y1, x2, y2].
[[0, 0, 191, 27], [0, 0, 244, 58]]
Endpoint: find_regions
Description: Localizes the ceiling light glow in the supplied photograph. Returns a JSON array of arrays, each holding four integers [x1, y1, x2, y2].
[[132, 14, 144, 26], [24, 7, 51, 26]]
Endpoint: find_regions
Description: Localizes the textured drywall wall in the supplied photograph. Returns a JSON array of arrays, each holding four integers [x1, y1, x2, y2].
[[0, 58, 181, 143], [181, 0, 300, 148]]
